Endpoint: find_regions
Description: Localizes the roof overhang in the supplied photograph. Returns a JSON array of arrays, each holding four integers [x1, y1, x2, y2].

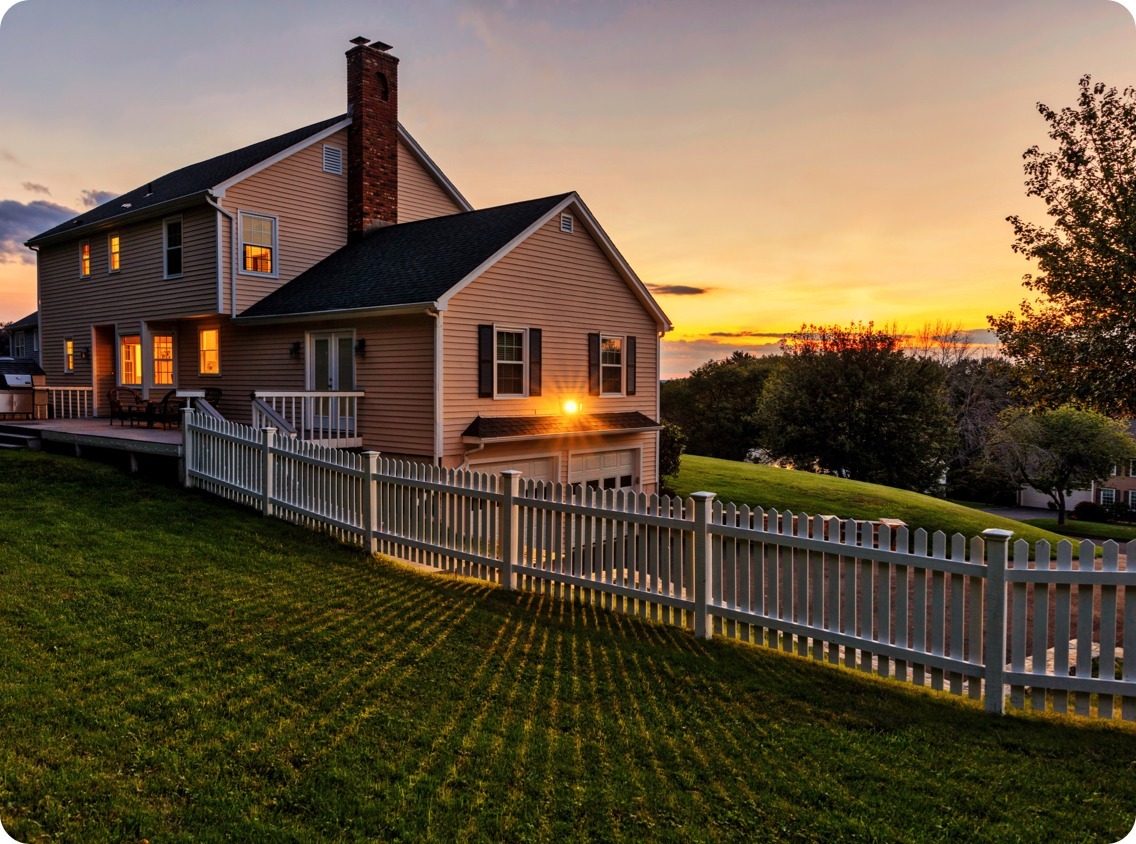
[[234, 301, 438, 325], [25, 191, 213, 249], [398, 124, 473, 212], [211, 117, 352, 197]]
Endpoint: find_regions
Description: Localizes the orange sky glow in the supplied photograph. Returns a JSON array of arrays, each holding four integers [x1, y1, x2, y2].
[[1, 0, 1134, 377]]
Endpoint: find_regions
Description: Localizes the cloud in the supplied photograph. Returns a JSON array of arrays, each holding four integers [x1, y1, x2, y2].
[[661, 336, 784, 379], [21, 182, 49, 195], [80, 189, 116, 208], [649, 284, 712, 296], [0, 149, 21, 166], [0, 199, 77, 263]]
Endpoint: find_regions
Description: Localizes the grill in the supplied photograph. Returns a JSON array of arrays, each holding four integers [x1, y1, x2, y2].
[[0, 362, 45, 420]]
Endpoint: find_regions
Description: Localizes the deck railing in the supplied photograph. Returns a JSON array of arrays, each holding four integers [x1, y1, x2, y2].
[[251, 391, 364, 449], [183, 409, 1136, 724], [46, 386, 95, 419]]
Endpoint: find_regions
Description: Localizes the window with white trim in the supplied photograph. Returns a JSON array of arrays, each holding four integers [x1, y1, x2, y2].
[[1127, 490, 1136, 508], [199, 328, 220, 375], [153, 334, 174, 386], [12, 333, 24, 358], [495, 327, 527, 397], [108, 232, 121, 272], [322, 145, 344, 175], [64, 339, 74, 373], [1101, 488, 1117, 506], [80, 241, 91, 277], [164, 218, 183, 277], [600, 335, 624, 395], [240, 212, 277, 276], [119, 335, 142, 386], [1128, 459, 1136, 478]]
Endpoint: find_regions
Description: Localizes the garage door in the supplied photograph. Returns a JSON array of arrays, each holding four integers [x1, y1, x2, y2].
[[468, 455, 558, 483], [568, 449, 638, 491]]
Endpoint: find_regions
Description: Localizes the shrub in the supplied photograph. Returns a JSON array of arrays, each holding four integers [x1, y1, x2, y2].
[[1072, 500, 1110, 523]]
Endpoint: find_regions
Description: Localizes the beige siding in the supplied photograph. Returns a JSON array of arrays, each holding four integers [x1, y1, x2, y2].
[[442, 215, 661, 488], [170, 313, 434, 458], [397, 139, 465, 222], [37, 205, 218, 384], [221, 128, 350, 314]]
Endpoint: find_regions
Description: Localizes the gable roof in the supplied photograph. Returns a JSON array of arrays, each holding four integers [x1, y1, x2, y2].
[[26, 114, 350, 246], [239, 194, 572, 320], [6, 312, 37, 332], [239, 191, 673, 331]]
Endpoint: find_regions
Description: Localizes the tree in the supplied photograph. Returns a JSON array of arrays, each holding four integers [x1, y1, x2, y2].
[[756, 323, 955, 492], [990, 76, 1136, 416], [657, 421, 686, 495], [988, 405, 1136, 524], [660, 352, 780, 461]]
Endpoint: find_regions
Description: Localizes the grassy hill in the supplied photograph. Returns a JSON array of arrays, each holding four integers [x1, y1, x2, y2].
[[671, 454, 1068, 549]]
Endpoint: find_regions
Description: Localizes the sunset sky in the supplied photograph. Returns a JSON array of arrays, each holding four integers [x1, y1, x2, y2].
[[1, 0, 1134, 377]]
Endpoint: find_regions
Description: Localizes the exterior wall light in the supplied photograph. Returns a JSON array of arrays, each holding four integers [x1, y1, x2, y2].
[[289, 341, 302, 359], [564, 400, 580, 414]]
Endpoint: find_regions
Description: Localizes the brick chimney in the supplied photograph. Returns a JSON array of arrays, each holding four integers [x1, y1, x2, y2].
[[346, 37, 399, 238]]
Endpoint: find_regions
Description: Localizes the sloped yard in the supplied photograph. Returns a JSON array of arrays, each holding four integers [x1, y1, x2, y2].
[[0, 450, 1134, 842]]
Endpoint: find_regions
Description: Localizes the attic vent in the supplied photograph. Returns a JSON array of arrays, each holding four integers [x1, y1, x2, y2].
[[559, 213, 574, 234], [323, 145, 344, 175]]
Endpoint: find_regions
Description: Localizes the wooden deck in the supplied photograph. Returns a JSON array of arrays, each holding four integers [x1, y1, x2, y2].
[[1, 418, 183, 457]]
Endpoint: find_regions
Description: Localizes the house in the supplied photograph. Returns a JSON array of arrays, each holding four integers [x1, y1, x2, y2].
[[3, 312, 38, 360], [1017, 421, 1136, 513], [24, 38, 672, 492]]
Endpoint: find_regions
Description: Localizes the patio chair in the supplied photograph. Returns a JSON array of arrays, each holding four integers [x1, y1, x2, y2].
[[152, 390, 186, 429], [107, 387, 145, 426]]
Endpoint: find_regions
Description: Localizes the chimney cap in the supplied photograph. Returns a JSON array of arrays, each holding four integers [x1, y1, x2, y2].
[[370, 40, 393, 51], [350, 36, 370, 46]]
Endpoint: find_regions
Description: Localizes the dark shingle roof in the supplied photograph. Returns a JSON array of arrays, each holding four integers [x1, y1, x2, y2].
[[0, 358, 43, 376], [7, 312, 37, 331], [462, 411, 660, 441], [240, 193, 571, 319], [27, 115, 348, 245]]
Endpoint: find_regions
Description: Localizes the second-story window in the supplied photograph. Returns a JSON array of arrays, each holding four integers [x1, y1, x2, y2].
[[240, 213, 277, 276], [108, 233, 121, 273], [495, 328, 527, 397], [164, 218, 183, 278], [600, 335, 624, 395], [80, 241, 91, 277]]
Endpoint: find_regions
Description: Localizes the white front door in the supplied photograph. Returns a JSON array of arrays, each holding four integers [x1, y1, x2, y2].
[[307, 331, 355, 435]]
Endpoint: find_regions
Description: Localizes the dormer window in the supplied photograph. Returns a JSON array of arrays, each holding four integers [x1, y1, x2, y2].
[[239, 212, 277, 277]]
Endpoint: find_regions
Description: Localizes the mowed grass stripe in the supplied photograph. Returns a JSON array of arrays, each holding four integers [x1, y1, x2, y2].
[[1, 450, 1136, 842]]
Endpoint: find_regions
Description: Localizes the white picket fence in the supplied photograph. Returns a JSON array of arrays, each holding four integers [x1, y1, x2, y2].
[[182, 410, 1136, 722]]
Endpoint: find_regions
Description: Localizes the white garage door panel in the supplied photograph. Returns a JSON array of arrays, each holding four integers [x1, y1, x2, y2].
[[569, 449, 638, 488], [469, 456, 557, 483]]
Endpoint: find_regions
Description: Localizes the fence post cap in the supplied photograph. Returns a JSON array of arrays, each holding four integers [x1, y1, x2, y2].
[[501, 469, 523, 477], [260, 426, 277, 433], [981, 528, 1015, 542], [361, 450, 381, 456], [691, 491, 716, 501]]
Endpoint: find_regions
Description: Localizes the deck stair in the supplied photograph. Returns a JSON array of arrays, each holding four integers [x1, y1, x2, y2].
[[0, 423, 41, 451]]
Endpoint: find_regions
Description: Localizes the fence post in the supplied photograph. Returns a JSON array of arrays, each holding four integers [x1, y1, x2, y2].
[[362, 451, 379, 554], [692, 491, 716, 640], [500, 470, 522, 591], [261, 427, 276, 517], [982, 528, 1013, 715], [181, 407, 195, 489]]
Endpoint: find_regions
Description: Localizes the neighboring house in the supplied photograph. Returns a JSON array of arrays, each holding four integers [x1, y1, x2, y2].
[[24, 38, 672, 492], [4, 312, 38, 361], [1017, 421, 1136, 512]]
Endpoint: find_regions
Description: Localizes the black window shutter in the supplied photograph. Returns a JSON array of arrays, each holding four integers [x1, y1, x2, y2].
[[478, 324, 493, 398], [587, 333, 600, 396], [626, 336, 637, 396], [529, 328, 542, 397]]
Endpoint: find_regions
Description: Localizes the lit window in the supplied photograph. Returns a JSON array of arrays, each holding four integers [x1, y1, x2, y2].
[[153, 335, 174, 386], [199, 328, 220, 375], [80, 241, 91, 277], [108, 233, 121, 272], [120, 335, 142, 386], [164, 219, 183, 277], [64, 339, 74, 373], [495, 328, 526, 396], [240, 213, 276, 275], [600, 335, 623, 395]]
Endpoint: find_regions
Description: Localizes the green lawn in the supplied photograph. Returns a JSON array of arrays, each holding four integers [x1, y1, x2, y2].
[[2, 449, 1135, 842], [671, 454, 1068, 550], [1024, 518, 1136, 543]]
